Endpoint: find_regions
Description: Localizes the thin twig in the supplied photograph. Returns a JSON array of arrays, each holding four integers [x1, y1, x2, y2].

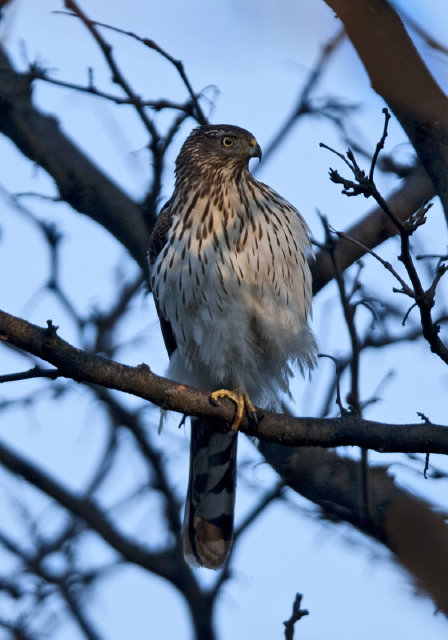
[[321, 109, 448, 364], [260, 28, 346, 166], [61, 1, 158, 138], [317, 353, 347, 415], [0, 366, 61, 383], [283, 593, 309, 640], [320, 215, 372, 525], [55, 7, 207, 125], [332, 228, 413, 295], [369, 108, 391, 182], [30, 70, 200, 113]]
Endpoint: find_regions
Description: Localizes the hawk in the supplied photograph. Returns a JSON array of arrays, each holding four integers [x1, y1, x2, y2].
[[149, 124, 317, 569]]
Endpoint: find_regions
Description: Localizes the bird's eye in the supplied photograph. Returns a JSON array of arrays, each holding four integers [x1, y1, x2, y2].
[[221, 136, 235, 148]]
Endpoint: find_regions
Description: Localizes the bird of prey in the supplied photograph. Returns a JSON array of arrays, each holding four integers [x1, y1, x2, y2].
[[149, 124, 317, 569]]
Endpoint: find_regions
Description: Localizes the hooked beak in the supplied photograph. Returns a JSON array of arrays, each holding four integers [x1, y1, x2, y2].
[[249, 138, 262, 161]]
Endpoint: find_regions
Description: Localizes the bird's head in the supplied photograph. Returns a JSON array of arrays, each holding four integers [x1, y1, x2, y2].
[[176, 124, 262, 180]]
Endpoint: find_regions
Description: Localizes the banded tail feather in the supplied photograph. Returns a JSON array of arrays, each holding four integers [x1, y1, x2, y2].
[[182, 418, 238, 569]]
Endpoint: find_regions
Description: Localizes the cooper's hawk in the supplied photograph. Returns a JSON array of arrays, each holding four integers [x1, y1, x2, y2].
[[149, 124, 317, 569]]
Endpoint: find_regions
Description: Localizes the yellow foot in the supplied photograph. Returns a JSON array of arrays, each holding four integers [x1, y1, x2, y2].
[[210, 388, 257, 431]]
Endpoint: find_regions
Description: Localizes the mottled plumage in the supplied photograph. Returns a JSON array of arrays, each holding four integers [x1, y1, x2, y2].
[[149, 124, 317, 568]]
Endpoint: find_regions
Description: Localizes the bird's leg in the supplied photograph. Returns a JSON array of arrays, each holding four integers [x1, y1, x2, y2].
[[210, 388, 257, 431]]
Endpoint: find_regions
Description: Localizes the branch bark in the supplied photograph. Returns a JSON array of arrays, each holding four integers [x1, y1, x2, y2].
[[2, 307, 448, 613], [1, 308, 447, 454], [323, 0, 448, 224], [0, 46, 149, 272], [259, 441, 448, 615]]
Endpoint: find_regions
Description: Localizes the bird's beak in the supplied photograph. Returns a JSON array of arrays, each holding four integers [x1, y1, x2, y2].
[[249, 138, 262, 161]]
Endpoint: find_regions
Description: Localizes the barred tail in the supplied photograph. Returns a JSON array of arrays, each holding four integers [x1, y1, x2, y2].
[[182, 418, 238, 569]]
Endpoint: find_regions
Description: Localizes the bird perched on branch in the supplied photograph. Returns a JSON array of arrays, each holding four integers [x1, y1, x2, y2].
[[149, 124, 317, 569]]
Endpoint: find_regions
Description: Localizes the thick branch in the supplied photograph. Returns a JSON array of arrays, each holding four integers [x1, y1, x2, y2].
[[259, 441, 448, 614], [1, 309, 447, 453], [0, 46, 149, 272], [323, 0, 448, 223]]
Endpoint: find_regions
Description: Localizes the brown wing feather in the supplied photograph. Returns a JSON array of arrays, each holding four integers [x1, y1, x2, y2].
[[149, 201, 178, 357], [149, 200, 173, 265]]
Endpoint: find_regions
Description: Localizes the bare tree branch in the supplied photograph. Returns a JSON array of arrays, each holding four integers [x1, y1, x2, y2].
[[323, 0, 448, 223], [312, 164, 435, 294], [260, 27, 346, 167], [0, 45, 149, 272], [321, 114, 448, 364], [55, 8, 207, 125], [1, 308, 448, 454], [258, 440, 448, 615], [283, 593, 309, 640]]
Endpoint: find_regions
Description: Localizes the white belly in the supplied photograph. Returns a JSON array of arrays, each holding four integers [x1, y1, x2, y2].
[[151, 195, 316, 409]]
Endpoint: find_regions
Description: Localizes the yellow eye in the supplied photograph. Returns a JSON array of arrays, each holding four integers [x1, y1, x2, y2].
[[221, 136, 235, 148]]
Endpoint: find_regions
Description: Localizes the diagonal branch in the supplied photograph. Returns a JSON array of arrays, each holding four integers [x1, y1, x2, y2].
[[0, 46, 149, 272], [260, 27, 346, 166], [258, 440, 448, 615], [0, 430, 210, 603], [62, 0, 159, 139], [323, 0, 448, 224], [312, 164, 435, 294], [321, 114, 448, 364], [1, 308, 448, 454], [56, 11, 207, 125]]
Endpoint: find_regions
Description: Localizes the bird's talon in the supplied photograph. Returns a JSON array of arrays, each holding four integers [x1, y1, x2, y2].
[[210, 388, 256, 431], [248, 406, 258, 426]]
